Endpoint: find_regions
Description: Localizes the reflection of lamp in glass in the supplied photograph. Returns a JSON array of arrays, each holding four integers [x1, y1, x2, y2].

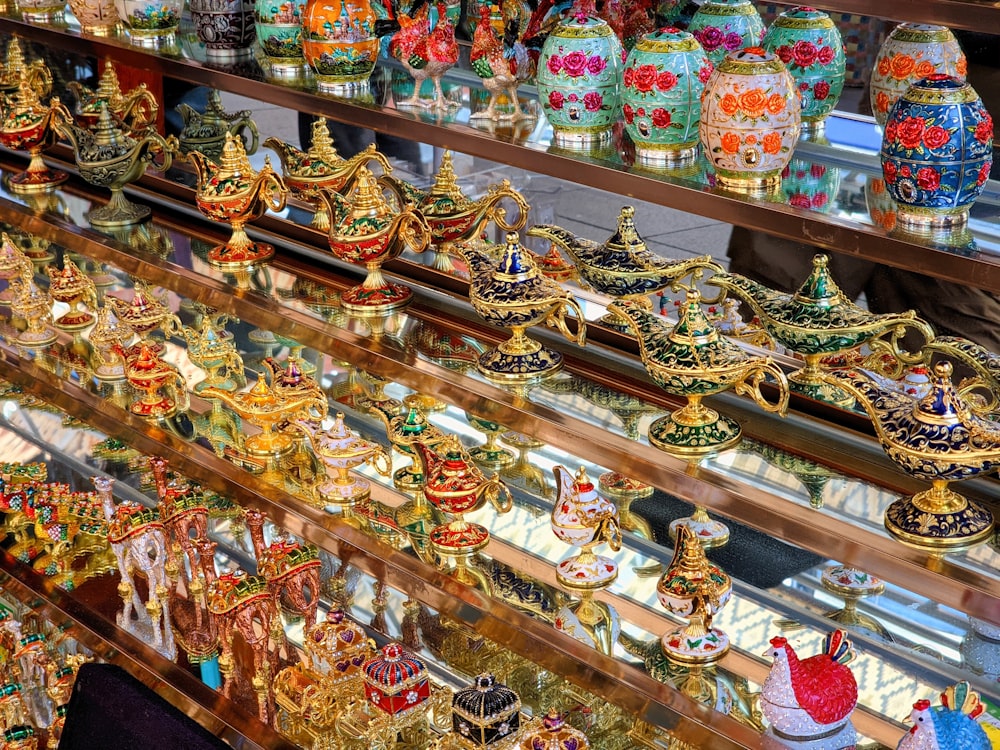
[[819, 564, 892, 641], [465, 412, 514, 471], [598, 471, 652, 540], [499, 430, 547, 497]]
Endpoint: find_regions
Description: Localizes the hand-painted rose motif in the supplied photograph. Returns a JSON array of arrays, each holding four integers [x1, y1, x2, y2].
[[720, 132, 740, 153], [974, 115, 993, 144], [817, 45, 835, 65], [586, 55, 607, 75], [583, 91, 603, 111], [897, 116, 925, 149], [889, 53, 915, 80], [914, 59, 935, 78], [791, 40, 817, 67], [775, 45, 792, 64], [810, 164, 826, 178], [656, 71, 678, 92], [697, 26, 724, 52], [883, 160, 897, 184], [698, 64, 713, 84], [978, 162, 991, 185], [916, 166, 940, 190], [720, 93, 738, 116], [651, 108, 670, 127], [623, 67, 635, 87], [813, 81, 830, 100], [546, 55, 563, 75], [633, 64, 658, 92], [562, 50, 588, 77], [875, 91, 890, 114], [922, 125, 949, 149], [622, 103, 634, 123], [766, 93, 785, 114], [548, 90, 565, 109], [738, 88, 767, 119], [789, 193, 811, 208], [723, 32, 742, 51], [762, 131, 782, 154]]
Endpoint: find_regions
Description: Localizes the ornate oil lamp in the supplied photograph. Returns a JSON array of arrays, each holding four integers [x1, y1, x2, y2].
[[366, 401, 446, 492], [176, 89, 258, 161], [8, 263, 56, 347], [45, 258, 98, 331], [313, 167, 431, 314], [528, 206, 722, 332], [0, 232, 31, 304], [163, 315, 246, 393], [0, 69, 70, 193], [124, 343, 183, 417], [826, 361, 997, 553], [188, 131, 288, 270], [55, 104, 176, 227], [462, 232, 586, 383], [388, 151, 529, 274], [414, 435, 513, 592], [264, 117, 392, 231], [611, 289, 789, 457], [465, 412, 514, 471], [0, 37, 48, 96], [294, 412, 392, 509], [551, 465, 621, 656], [66, 60, 157, 133], [107, 281, 175, 357], [598, 471, 653, 540], [708, 254, 928, 408]]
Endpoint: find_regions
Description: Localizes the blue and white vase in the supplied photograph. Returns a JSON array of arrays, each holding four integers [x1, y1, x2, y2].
[[880, 75, 993, 229]]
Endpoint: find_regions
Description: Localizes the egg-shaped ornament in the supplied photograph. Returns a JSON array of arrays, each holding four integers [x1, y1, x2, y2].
[[621, 27, 713, 166], [302, 0, 379, 93], [536, 3, 623, 150], [700, 47, 802, 194], [880, 75, 992, 231], [870, 23, 965, 127], [762, 6, 845, 138], [255, 0, 307, 77], [687, 0, 764, 68]]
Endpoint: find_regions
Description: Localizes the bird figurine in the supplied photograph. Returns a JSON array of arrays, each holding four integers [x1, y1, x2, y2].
[[469, 3, 531, 120], [897, 681, 991, 750], [761, 630, 858, 741], [389, 1, 459, 110]]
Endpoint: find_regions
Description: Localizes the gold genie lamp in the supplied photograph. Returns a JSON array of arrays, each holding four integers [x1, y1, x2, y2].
[[66, 60, 157, 134], [825, 361, 996, 553], [461, 231, 586, 383], [365, 400, 446, 493], [177, 89, 258, 161], [385, 151, 529, 273], [708, 254, 925, 408], [264, 117, 391, 230], [312, 167, 431, 314], [124, 343, 184, 418], [0, 37, 49, 96], [187, 131, 287, 270], [294, 412, 392, 509], [528, 206, 722, 332], [8, 261, 56, 347], [0, 232, 31, 304], [54, 103, 176, 227], [611, 289, 789, 457], [46, 257, 98, 331], [162, 314, 246, 393], [0, 68, 70, 193]]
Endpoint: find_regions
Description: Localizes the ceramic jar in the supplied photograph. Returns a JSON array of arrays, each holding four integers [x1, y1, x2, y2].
[[762, 6, 845, 135], [301, 0, 379, 92], [700, 47, 801, 193], [190, 0, 256, 59], [254, 0, 306, 76], [116, 0, 184, 45], [870, 23, 965, 126], [880, 75, 993, 229], [15, 0, 64, 22], [687, 0, 764, 68], [621, 27, 713, 165], [536, 12, 623, 149], [69, 0, 118, 33]]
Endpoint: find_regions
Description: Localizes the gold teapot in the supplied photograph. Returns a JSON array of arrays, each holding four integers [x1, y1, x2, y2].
[[8, 262, 56, 347], [187, 131, 287, 270], [0, 68, 70, 193], [66, 60, 157, 133], [177, 89, 258, 162], [0, 231, 31, 304], [46, 257, 98, 330], [312, 167, 431, 315], [528, 206, 722, 332], [0, 37, 49, 95], [294, 412, 392, 509], [54, 103, 176, 227], [611, 289, 789, 457], [264, 117, 391, 231], [461, 232, 586, 383], [708, 254, 927, 408], [825, 361, 996, 553]]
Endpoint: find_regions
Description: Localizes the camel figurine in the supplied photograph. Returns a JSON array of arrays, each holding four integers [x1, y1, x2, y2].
[[92, 476, 176, 661], [244, 508, 321, 633], [149, 457, 209, 591], [198, 536, 278, 724]]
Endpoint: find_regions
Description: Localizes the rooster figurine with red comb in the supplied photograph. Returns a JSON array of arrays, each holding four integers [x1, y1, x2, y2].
[[762, 629, 858, 741], [897, 681, 990, 750]]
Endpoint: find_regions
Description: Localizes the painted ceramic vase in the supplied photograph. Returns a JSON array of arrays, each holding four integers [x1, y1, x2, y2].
[[870, 23, 966, 127], [14, 0, 63, 22], [621, 27, 713, 164], [116, 0, 184, 44], [687, 0, 764, 68], [190, 0, 257, 59], [762, 6, 845, 135], [302, 0, 379, 92], [880, 75, 993, 229], [536, 12, 623, 149], [69, 0, 119, 32], [254, 0, 306, 76], [700, 47, 801, 193]]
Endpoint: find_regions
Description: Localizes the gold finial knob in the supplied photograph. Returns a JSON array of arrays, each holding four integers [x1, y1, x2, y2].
[[348, 166, 390, 217], [429, 150, 466, 201], [93, 102, 126, 147], [308, 117, 339, 160], [219, 131, 252, 176]]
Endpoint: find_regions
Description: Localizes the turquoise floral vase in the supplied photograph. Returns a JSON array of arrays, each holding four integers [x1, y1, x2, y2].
[[536, 11, 623, 149], [621, 27, 713, 165], [880, 75, 993, 230], [781, 158, 841, 214], [255, 0, 306, 77], [687, 0, 764, 68], [762, 6, 845, 136]]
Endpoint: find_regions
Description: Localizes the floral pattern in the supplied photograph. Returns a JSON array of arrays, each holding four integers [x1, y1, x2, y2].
[[687, 0, 765, 66]]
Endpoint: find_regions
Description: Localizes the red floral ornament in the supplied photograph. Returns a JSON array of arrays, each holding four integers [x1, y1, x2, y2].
[[817, 46, 835, 65], [548, 90, 565, 110], [813, 81, 830, 100], [651, 108, 670, 127], [562, 50, 588, 77], [634, 64, 658, 93], [916, 166, 940, 191], [622, 103, 634, 123], [974, 115, 993, 144], [791, 40, 817, 67], [656, 70, 678, 92], [922, 125, 949, 150], [583, 91, 603, 111], [896, 116, 925, 150], [883, 160, 898, 184]]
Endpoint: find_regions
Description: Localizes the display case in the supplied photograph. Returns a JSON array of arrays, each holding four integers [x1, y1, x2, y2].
[[0, 4, 998, 749]]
